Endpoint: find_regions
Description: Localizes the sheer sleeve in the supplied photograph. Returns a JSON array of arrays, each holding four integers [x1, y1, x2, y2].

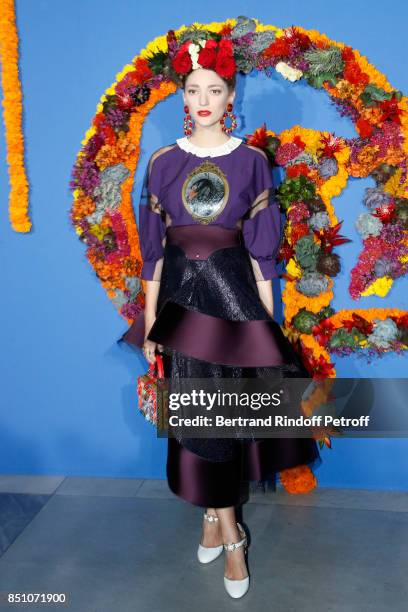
[[138, 154, 166, 280], [241, 152, 282, 280]]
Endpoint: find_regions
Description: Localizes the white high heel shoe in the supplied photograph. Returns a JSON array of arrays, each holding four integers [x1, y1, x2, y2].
[[197, 512, 224, 564], [223, 522, 249, 599]]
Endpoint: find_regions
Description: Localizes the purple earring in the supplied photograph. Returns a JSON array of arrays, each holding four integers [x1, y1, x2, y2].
[[183, 104, 193, 136], [220, 103, 237, 134]]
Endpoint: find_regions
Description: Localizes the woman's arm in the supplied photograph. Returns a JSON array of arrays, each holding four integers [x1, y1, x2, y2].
[[144, 237, 165, 340], [254, 276, 273, 318], [247, 188, 274, 318]]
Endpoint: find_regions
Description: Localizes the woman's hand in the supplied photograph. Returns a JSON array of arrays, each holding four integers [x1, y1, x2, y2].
[[142, 338, 163, 364], [143, 313, 163, 364]]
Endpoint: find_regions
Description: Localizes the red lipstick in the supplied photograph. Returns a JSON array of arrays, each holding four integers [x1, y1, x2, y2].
[[197, 110, 211, 116]]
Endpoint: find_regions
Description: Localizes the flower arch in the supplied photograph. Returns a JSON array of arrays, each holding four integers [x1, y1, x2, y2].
[[69, 17, 408, 380]]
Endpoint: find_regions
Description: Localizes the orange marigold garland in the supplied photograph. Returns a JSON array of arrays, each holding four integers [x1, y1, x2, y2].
[[0, 0, 30, 232]]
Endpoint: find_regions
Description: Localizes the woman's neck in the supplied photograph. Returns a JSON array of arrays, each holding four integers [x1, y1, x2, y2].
[[187, 129, 231, 148]]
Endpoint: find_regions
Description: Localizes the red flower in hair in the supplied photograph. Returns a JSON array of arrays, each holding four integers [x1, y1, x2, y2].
[[172, 50, 192, 74], [204, 39, 218, 50], [215, 49, 236, 79], [219, 39, 233, 52], [198, 45, 217, 70]]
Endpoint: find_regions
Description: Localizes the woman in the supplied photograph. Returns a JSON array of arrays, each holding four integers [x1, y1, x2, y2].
[[120, 54, 321, 599]]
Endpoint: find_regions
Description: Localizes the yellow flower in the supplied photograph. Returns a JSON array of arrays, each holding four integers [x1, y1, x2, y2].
[[89, 224, 109, 241], [361, 277, 394, 297], [286, 258, 302, 278]]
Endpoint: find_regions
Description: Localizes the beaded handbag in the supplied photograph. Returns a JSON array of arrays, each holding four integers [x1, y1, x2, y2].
[[137, 354, 164, 424]]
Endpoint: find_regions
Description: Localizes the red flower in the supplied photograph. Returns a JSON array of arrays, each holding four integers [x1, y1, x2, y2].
[[312, 319, 336, 347], [302, 349, 336, 379], [172, 50, 192, 74], [133, 57, 154, 83], [356, 117, 374, 139], [285, 27, 312, 50], [218, 25, 233, 37], [343, 313, 373, 335], [344, 60, 369, 86], [264, 38, 290, 58], [379, 95, 402, 124], [313, 220, 351, 254], [293, 135, 306, 150], [392, 314, 408, 328], [93, 114, 116, 145], [218, 39, 233, 52], [341, 46, 355, 61], [286, 163, 311, 178], [215, 50, 236, 79], [279, 240, 295, 262], [116, 91, 134, 110], [245, 122, 269, 148], [166, 30, 177, 46], [198, 46, 217, 70], [319, 134, 344, 158], [204, 39, 218, 50], [291, 223, 310, 243], [372, 201, 397, 223]]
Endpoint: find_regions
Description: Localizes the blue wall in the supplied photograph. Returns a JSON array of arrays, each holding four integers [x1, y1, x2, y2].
[[0, 0, 407, 490]]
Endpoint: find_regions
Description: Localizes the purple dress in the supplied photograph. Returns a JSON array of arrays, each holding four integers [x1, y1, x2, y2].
[[119, 136, 321, 508]]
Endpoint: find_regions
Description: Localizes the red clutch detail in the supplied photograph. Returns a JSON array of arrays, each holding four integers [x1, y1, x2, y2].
[[137, 354, 164, 424]]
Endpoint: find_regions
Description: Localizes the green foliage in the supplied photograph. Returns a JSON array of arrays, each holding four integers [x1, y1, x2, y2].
[[295, 235, 320, 271], [329, 327, 366, 348], [293, 308, 319, 334], [303, 47, 344, 89], [360, 84, 402, 107], [276, 175, 316, 210]]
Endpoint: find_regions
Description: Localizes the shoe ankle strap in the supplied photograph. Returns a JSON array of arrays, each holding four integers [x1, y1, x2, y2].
[[223, 536, 246, 552], [204, 512, 219, 523], [223, 522, 247, 551]]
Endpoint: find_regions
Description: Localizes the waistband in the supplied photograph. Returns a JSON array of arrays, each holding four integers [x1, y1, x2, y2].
[[166, 224, 242, 260]]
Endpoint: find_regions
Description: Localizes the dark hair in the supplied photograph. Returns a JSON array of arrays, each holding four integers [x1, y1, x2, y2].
[[181, 71, 236, 93]]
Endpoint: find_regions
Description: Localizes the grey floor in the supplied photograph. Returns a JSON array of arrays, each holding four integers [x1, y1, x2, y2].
[[0, 476, 407, 611]]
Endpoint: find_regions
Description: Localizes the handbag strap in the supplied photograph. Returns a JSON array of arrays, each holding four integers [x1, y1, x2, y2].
[[156, 353, 164, 378], [146, 352, 165, 378]]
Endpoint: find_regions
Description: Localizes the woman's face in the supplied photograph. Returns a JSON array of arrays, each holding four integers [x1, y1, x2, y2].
[[183, 68, 235, 130]]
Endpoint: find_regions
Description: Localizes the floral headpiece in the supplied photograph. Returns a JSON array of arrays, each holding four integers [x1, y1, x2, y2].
[[163, 17, 276, 86], [171, 38, 236, 80]]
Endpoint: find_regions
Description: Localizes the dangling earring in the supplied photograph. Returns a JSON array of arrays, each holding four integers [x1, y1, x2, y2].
[[183, 104, 193, 136], [220, 103, 237, 134]]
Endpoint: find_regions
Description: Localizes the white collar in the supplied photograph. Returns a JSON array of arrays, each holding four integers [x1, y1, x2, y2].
[[176, 136, 243, 158]]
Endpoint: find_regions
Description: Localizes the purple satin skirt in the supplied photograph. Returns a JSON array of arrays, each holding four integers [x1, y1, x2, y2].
[[119, 224, 321, 508]]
